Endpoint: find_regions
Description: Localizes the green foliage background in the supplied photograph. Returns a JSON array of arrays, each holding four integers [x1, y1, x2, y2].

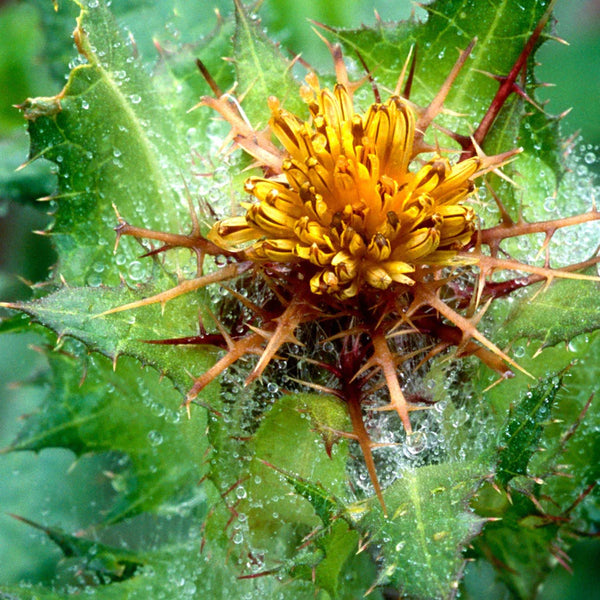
[[0, 0, 599, 598]]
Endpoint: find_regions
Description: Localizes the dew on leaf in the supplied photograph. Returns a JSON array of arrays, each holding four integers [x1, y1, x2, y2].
[[147, 430, 163, 446], [543, 196, 557, 212], [232, 531, 244, 545], [87, 273, 102, 287], [182, 581, 197, 595], [513, 345, 526, 358], [127, 260, 146, 281]]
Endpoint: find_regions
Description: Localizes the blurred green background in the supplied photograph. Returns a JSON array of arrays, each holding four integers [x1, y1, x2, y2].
[[0, 0, 598, 596]]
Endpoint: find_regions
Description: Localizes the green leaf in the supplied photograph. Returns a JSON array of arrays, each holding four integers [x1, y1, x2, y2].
[[528, 332, 600, 510], [470, 338, 600, 597], [314, 520, 373, 599], [21, 0, 215, 287], [352, 462, 487, 600], [232, 0, 305, 123], [0, 534, 318, 599], [9, 515, 143, 584], [3, 282, 218, 395], [7, 341, 209, 523], [470, 488, 559, 599], [331, 1, 547, 117], [495, 375, 562, 486], [238, 394, 350, 552], [499, 277, 600, 349], [264, 461, 343, 528]]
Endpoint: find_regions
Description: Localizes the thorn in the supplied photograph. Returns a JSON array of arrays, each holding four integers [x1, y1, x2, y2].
[[128, 31, 139, 59], [285, 376, 343, 398], [416, 282, 533, 379], [371, 331, 412, 433], [309, 27, 351, 91], [345, 389, 388, 517], [557, 107, 573, 120], [547, 34, 569, 46], [415, 38, 476, 140], [561, 393, 594, 446], [355, 49, 381, 103], [0, 302, 20, 311], [394, 44, 416, 98], [15, 160, 31, 172], [185, 332, 264, 406], [93, 263, 248, 318], [196, 58, 223, 97], [564, 481, 596, 515], [465, 0, 557, 154], [245, 298, 313, 386], [112, 203, 124, 254]]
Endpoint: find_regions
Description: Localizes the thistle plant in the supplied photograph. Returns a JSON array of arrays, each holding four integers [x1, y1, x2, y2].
[[0, 1, 599, 599]]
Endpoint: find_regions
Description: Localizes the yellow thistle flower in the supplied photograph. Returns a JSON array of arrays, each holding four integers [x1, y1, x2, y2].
[[101, 33, 600, 515], [209, 75, 482, 299]]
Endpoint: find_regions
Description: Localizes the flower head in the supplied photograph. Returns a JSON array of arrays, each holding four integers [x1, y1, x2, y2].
[[102, 36, 600, 515], [209, 74, 484, 299]]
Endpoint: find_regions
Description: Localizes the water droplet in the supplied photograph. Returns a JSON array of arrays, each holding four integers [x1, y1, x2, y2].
[[128, 260, 145, 281], [87, 273, 102, 287], [434, 400, 448, 414], [183, 581, 197, 595], [232, 531, 244, 544], [584, 152, 596, 164], [543, 197, 557, 212], [235, 486, 247, 500], [129, 94, 142, 104], [513, 345, 526, 358], [403, 430, 427, 457], [451, 409, 469, 428], [147, 430, 163, 446]]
